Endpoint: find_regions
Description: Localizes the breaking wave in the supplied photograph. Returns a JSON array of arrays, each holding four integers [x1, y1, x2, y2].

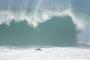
[[0, 9, 85, 30], [0, 0, 89, 47]]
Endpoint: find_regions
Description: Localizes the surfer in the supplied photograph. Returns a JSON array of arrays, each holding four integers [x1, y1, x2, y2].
[[35, 48, 42, 51]]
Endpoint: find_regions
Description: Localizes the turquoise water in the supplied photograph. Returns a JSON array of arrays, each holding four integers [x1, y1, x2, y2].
[[0, 16, 77, 47], [0, 0, 90, 47]]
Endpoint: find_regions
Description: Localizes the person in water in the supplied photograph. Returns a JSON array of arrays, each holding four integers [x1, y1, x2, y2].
[[35, 48, 42, 51]]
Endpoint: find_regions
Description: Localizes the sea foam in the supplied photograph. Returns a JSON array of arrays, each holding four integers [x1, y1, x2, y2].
[[0, 47, 89, 60], [0, 9, 85, 30]]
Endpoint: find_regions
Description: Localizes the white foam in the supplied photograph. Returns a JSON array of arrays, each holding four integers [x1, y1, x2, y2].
[[77, 23, 90, 46], [0, 47, 89, 60], [0, 9, 85, 29], [67, 10, 86, 30]]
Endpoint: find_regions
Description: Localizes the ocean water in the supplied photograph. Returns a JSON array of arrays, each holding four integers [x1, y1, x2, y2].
[[0, 0, 90, 60]]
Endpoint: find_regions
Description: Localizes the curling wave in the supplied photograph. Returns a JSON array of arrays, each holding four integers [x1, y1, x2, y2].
[[0, 9, 85, 30]]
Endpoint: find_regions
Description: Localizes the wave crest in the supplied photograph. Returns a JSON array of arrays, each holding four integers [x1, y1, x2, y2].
[[0, 9, 85, 30]]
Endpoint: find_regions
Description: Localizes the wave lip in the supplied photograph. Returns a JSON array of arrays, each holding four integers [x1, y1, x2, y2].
[[0, 9, 85, 30]]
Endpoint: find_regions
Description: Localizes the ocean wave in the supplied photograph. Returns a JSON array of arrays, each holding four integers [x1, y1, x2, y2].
[[0, 0, 89, 50]]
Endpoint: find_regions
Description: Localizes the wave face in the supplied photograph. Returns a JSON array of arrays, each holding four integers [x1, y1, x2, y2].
[[0, 0, 89, 47], [0, 16, 77, 47]]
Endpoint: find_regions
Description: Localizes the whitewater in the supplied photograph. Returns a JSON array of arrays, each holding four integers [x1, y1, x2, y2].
[[0, 47, 89, 60], [0, 8, 85, 30]]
